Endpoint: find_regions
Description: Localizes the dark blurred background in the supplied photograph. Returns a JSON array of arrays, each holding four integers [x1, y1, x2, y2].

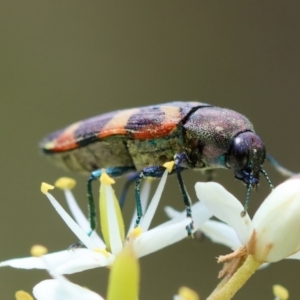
[[0, 1, 299, 299]]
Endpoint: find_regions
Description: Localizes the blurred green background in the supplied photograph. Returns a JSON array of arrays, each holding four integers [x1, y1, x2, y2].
[[0, 1, 299, 299]]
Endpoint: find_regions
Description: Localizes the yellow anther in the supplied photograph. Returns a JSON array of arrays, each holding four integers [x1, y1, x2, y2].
[[178, 286, 200, 300], [273, 285, 289, 300], [128, 227, 143, 239], [100, 171, 115, 185], [163, 161, 175, 173], [30, 245, 48, 257], [94, 248, 110, 258], [41, 182, 54, 194], [15, 290, 34, 300], [55, 177, 76, 190]]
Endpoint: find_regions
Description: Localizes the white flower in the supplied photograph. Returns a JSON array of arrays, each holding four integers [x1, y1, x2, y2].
[[13, 245, 105, 300], [32, 237, 140, 300], [193, 176, 300, 263], [168, 178, 300, 300], [0, 168, 212, 275], [33, 278, 104, 300]]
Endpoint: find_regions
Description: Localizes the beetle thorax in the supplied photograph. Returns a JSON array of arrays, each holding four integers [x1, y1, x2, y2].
[[183, 107, 254, 169]]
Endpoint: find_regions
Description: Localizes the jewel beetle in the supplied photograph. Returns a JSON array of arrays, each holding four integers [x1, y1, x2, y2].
[[40, 101, 293, 235]]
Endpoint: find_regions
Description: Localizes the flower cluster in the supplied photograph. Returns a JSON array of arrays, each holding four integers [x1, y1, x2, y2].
[[168, 175, 300, 299], [1, 166, 210, 299], [1, 166, 300, 299]]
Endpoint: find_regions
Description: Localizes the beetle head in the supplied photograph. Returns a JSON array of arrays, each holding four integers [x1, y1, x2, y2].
[[226, 131, 266, 189]]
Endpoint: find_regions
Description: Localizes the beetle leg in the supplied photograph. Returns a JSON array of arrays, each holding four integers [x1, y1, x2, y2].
[[87, 166, 136, 234], [119, 172, 140, 208], [134, 166, 166, 228], [174, 153, 194, 237]]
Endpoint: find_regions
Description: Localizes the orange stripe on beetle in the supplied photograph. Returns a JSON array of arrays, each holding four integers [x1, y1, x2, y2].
[[98, 108, 140, 139], [44, 122, 82, 152], [132, 106, 182, 139]]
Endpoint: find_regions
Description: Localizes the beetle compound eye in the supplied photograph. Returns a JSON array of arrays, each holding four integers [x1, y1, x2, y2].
[[227, 135, 249, 170]]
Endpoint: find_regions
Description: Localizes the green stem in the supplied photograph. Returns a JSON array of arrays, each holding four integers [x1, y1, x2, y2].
[[207, 255, 262, 300]]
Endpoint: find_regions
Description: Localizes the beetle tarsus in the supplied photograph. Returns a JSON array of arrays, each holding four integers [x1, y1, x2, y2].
[[186, 222, 194, 238]]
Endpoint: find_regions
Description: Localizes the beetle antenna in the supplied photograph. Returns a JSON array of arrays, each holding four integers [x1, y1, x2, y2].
[[266, 153, 295, 178], [260, 168, 274, 189], [241, 172, 252, 217]]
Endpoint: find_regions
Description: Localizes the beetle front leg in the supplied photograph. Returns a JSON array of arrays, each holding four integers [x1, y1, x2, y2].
[[174, 153, 194, 237]]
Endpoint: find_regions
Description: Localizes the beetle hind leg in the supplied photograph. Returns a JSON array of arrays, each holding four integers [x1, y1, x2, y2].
[[134, 154, 194, 237], [174, 153, 194, 237]]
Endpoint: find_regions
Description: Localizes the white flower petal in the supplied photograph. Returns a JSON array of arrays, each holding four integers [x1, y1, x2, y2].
[[139, 169, 168, 232], [135, 202, 211, 257], [0, 256, 46, 269], [287, 250, 300, 260], [252, 178, 300, 225], [164, 206, 180, 219], [45, 192, 98, 250], [251, 178, 300, 262], [164, 202, 212, 231], [33, 279, 104, 300], [134, 217, 191, 257], [105, 185, 123, 255], [0, 249, 114, 274], [199, 220, 242, 250], [0, 250, 87, 270], [195, 182, 252, 245], [64, 189, 105, 248], [166, 204, 243, 250], [64, 189, 91, 233], [0, 250, 73, 270], [53, 250, 115, 274]]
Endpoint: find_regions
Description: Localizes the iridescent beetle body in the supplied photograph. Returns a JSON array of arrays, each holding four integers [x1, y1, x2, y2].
[[40, 101, 274, 235]]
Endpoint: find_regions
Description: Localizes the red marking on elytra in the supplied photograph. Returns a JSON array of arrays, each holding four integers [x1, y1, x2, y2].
[[132, 106, 182, 139], [51, 122, 81, 151], [98, 108, 139, 139]]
